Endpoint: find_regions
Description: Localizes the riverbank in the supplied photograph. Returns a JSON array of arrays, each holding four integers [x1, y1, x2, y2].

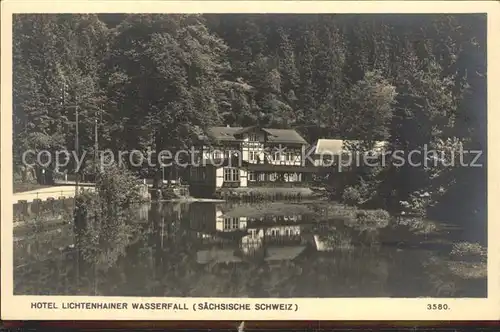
[[161, 198, 226, 203], [13, 199, 487, 298]]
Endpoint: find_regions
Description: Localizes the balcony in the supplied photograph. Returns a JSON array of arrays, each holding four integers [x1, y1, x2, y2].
[[221, 181, 241, 188], [247, 181, 307, 188], [247, 164, 319, 173]]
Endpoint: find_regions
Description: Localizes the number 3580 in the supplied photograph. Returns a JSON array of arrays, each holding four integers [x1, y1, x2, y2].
[[427, 304, 449, 310]]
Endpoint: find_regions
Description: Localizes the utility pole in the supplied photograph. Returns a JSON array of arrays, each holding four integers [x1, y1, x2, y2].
[[93, 110, 99, 295], [62, 82, 79, 191], [94, 110, 99, 189], [75, 100, 79, 194], [64, 83, 80, 194], [63, 82, 80, 287]]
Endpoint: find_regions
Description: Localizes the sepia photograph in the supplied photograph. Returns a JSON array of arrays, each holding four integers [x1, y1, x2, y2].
[[1, 0, 499, 321]]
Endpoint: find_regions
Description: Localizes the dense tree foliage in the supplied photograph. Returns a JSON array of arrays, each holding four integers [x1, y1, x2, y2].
[[13, 14, 108, 183], [13, 14, 486, 224]]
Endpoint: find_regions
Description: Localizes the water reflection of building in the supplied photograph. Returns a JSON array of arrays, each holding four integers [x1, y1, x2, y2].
[[216, 209, 247, 232], [190, 203, 312, 265], [136, 203, 151, 222], [188, 126, 316, 198], [188, 202, 218, 233]]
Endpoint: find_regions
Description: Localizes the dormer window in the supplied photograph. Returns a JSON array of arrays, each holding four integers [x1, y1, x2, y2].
[[248, 133, 258, 142]]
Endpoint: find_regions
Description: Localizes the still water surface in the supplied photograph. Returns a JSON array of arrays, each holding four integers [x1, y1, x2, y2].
[[14, 201, 486, 297]]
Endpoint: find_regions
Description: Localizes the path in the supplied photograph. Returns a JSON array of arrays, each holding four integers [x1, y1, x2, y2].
[[13, 185, 95, 204]]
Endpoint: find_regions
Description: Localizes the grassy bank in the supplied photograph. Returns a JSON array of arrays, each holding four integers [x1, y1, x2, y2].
[[214, 187, 315, 201]]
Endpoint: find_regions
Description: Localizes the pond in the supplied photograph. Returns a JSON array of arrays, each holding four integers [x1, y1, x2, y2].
[[13, 201, 487, 298]]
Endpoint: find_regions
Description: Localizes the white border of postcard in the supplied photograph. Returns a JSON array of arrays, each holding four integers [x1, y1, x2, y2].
[[2, 0, 500, 321]]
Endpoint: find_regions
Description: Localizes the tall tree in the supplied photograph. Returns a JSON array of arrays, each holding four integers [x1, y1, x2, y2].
[[13, 14, 108, 183], [103, 14, 228, 187]]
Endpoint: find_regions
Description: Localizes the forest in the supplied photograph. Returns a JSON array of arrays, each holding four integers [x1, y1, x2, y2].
[[12, 14, 487, 225]]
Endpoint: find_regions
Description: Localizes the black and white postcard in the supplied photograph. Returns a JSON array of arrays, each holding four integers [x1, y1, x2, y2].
[[1, 0, 499, 321]]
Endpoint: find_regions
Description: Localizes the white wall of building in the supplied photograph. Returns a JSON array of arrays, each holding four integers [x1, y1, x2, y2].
[[215, 167, 224, 187], [241, 131, 303, 166], [195, 129, 309, 188], [240, 169, 248, 187]]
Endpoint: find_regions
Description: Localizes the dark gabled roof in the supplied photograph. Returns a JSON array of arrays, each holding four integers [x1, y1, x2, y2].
[[206, 126, 308, 145], [206, 126, 242, 141], [233, 125, 260, 136], [265, 128, 308, 144]]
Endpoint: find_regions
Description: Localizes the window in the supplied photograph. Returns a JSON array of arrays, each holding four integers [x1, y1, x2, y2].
[[272, 153, 280, 161], [269, 173, 277, 182], [285, 152, 294, 161], [223, 217, 239, 230], [258, 173, 265, 181], [223, 218, 231, 230], [248, 133, 258, 142], [249, 151, 258, 162], [286, 173, 298, 182], [224, 168, 240, 182], [213, 150, 222, 159], [248, 171, 256, 181]]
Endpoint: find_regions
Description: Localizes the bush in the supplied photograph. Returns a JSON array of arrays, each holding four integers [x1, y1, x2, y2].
[[342, 186, 362, 206], [407, 218, 438, 235], [399, 191, 434, 216], [160, 186, 179, 200], [318, 228, 354, 251], [53, 169, 66, 182], [97, 164, 143, 205], [73, 162, 143, 233], [354, 209, 390, 229], [74, 163, 143, 269], [450, 242, 486, 260], [13, 171, 23, 184], [356, 209, 390, 222]]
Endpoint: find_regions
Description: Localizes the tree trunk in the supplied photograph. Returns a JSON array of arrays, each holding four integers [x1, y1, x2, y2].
[[153, 169, 162, 189], [165, 166, 172, 186], [35, 166, 44, 185], [153, 131, 163, 189], [46, 169, 55, 185]]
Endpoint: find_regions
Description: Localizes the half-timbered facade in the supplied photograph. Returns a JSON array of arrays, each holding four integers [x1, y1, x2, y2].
[[188, 126, 318, 196]]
